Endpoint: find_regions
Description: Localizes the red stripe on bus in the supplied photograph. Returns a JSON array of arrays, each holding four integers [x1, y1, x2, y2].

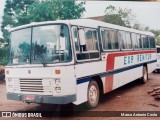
[[105, 50, 156, 92], [105, 75, 113, 93], [106, 50, 156, 71]]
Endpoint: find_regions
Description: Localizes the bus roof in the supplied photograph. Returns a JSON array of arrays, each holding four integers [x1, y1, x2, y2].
[[10, 19, 154, 36]]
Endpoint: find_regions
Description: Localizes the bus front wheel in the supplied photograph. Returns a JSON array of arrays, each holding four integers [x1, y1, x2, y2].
[[141, 66, 148, 84], [86, 80, 100, 109]]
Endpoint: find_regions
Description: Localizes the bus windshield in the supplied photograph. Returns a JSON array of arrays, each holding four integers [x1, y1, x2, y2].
[[9, 24, 72, 65]]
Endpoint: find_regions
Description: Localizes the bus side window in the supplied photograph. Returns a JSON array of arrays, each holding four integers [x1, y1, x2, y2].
[[149, 36, 156, 49], [142, 35, 149, 49], [92, 30, 99, 50], [131, 33, 139, 49], [85, 29, 99, 51], [111, 30, 119, 49], [118, 31, 126, 49], [101, 29, 111, 49], [119, 31, 132, 50], [125, 32, 132, 49], [76, 27, 100, 61], [101, 28, 119, 50], [136, 34, 141, 49]]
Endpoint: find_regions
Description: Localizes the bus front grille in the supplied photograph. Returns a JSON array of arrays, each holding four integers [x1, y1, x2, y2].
[[19, 79, 53, 95]]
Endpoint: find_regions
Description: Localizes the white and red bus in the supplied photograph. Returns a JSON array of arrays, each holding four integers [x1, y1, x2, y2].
[[155, 45, 160, 72], [5, 19, 156, 108]]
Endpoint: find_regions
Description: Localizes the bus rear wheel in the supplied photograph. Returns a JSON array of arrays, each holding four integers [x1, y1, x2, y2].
[[86, 80, 99, 109], [141, 66, 148, 84]]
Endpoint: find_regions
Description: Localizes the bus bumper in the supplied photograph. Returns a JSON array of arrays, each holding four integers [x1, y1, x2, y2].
[[7, 93, 76, 104]]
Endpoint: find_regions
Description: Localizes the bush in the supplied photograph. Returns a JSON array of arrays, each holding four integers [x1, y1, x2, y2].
[[0, 47, 8, 65], [0, 66, 5, 80]]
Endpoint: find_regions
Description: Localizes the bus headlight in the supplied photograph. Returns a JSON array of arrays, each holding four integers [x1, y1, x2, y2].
[[55, 87, 61, 93], [8, 78, 12, 82], [157, 63, 160, 67], [55, 79, 61, 85], [8, 78, 13, 87]]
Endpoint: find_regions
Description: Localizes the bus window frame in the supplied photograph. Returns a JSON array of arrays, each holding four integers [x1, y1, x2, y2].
[[100, 27, 120, 52], [149, 36, 156, 50], [131, 32, 139, 50], [71, 26, 100, 62], [119, 30, 133, 51], [9, 23, 74, 65], [141, 34, 149, 50], [136, 34, 142, 50]]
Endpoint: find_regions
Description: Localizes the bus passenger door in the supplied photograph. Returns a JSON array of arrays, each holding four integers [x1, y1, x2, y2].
[[71, 26, 101, 105]]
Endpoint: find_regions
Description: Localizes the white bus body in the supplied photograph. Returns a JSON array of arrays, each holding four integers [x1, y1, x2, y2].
[[155, 45, 160, 71], [5, 19, 156, 108]]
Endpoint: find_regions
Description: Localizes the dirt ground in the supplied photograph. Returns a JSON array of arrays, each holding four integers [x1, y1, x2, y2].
[[0, 73, 160, 120]]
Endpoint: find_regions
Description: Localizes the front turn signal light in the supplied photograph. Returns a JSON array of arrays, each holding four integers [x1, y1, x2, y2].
[[6, 70, 9, 74], [55, 70, 61, 74]]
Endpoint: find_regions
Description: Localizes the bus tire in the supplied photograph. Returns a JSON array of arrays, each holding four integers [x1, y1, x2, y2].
[[141, 66, 148, 84], [86, 80, 99, 109]]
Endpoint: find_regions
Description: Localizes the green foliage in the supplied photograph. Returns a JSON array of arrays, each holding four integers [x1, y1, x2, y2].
[[1, 0, 85, 40], [150, 29, 160, 38], [133, 23, 144, 31], [28, 1, 54, 22], [104, 5, 136, 27], [156, 37, 160, 46], [104, 14, 126, 27], [19, 42, 30, 57], [51, 0, 85, 20], [1, 0, 85, 65], [27, 0, 85, 22], [0, 47, 8, 65], [1, 0, 35, 40]]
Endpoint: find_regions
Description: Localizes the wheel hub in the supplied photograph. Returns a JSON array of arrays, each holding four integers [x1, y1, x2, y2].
[[89, 85, 97, 103]]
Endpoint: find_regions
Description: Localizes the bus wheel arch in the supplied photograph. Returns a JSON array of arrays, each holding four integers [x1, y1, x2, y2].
[[92, 76, 104, 95]]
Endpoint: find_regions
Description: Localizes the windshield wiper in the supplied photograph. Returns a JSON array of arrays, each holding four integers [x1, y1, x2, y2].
[[36, 52, 47, 67]]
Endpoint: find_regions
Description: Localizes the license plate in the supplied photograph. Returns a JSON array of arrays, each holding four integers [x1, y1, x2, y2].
[[24, 95, 35, 101]]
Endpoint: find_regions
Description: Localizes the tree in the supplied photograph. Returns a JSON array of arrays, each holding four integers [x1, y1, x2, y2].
[[0, 38, 8, 65], [1, 0, 85, 65], [104, 5, 136, 27], [28, 0, 85, 22], [1, 0, 35, 40], [104, 14, 126, 27], [144, 26, 150, 31], [150, 29, 160, 38], [1, 0, 85, 40], [156, 37, 160, 46], [0, 47, 8, 65], [133, 23, 144, 31]]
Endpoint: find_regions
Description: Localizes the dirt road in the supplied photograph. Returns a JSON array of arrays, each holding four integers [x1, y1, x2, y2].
[[0, 73, 160, 120]]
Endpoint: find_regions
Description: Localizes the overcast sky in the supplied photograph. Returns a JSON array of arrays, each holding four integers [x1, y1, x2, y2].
[[83, 1, 160, 29], [0, 1, 160, 38]]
